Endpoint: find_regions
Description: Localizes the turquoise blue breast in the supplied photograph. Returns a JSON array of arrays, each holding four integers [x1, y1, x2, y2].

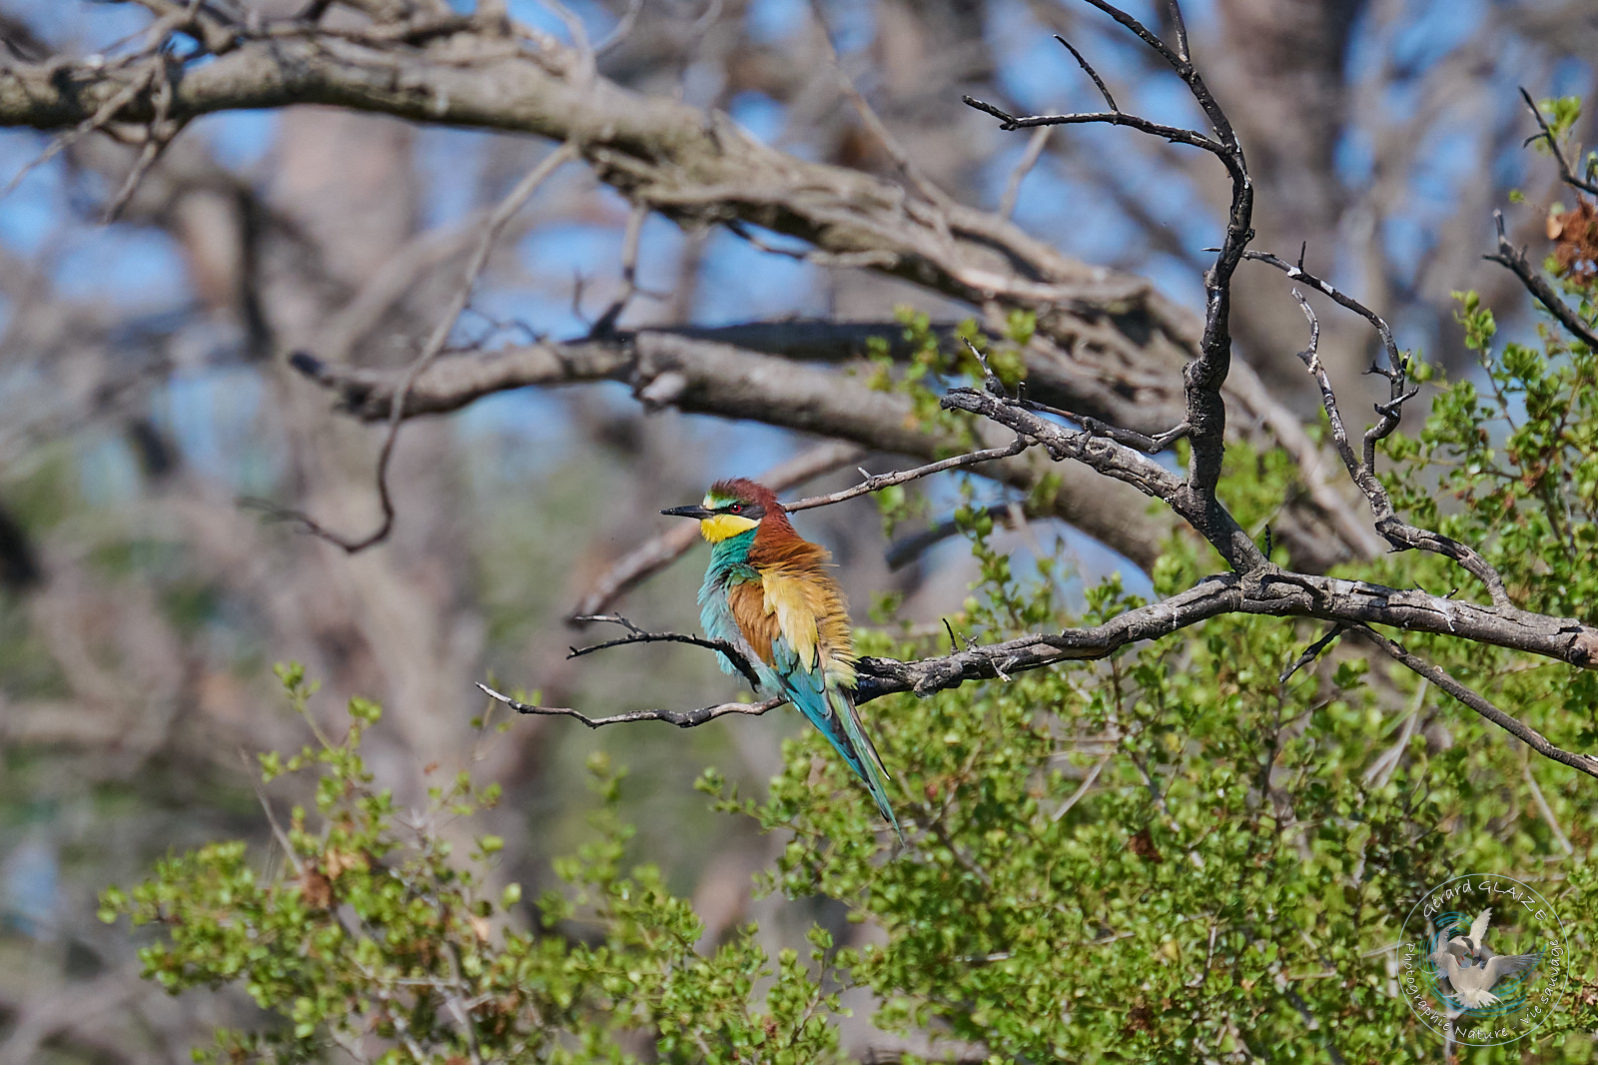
[[696, 529, 776, 687]]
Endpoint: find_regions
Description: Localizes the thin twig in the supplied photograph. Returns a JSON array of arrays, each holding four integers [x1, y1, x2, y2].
[[476, 683, 784, 728], [998, 126, 1050, 220], [102, 59, 183, 222], [1522, 754, 1575, 856], [1362, 678, 1427, 789], [1244, 248, 1400, 370], [1246, 266, 1512, 608], [1517, 86, 1598, 197], [1279, 624, 1347, 685], [1019, 397, 1188, 454], [1351, 626, 1598, 782], [1051, 752, 1111, 822], [1052, 35, 1117, 111], [1484, 210, 1598, 352], [567, 612, 762, 690], [591, 201, 648, 335], [593, 0, 644, 57], [1, 57, 163, 200], [808, 0, 952, 210], [961, 97, 1225, 157], [784, 437, 1033, 514]]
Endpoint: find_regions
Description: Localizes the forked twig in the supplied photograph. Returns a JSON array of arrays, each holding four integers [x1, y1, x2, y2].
[[1484, 210, 1598, 353], [1245, 261, 1512, 608], [568, 613, 762, 690]]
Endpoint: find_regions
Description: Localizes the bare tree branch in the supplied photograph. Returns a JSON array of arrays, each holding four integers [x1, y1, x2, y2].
[[290, 330, 1177, 568], [1485, 210, 1598, 352], [964, 0, 1254, 548], [476, 682, 784, 729], [782, 436, 1034, 513], [941, 387, 1265, 572], [0, 21, 1196, 373], [849, 572, 1598, 701], [1351, 625, 1598, 781], [1247, 257, 1513, 607], [1051, 34, 1119, 112], [567, 613, 762, 691]]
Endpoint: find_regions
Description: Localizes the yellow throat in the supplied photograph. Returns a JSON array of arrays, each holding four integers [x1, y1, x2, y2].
[[699, 513, 760, 542]]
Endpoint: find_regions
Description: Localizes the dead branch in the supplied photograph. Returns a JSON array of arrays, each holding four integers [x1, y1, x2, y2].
[[967, 0, 1252, 500], [849, 573, 1598, 704], [941, 387, 1265, 572], [0, 17, 1195, 374], [782, 436, 1034, 513], [1239, 270, 1512, 607], [1484, 210, 1598, 352], [1351, 625, 1598, 780], [567, 613, 762, 691], [290, 330, 1175, 569], [476, 683, 784, 729]]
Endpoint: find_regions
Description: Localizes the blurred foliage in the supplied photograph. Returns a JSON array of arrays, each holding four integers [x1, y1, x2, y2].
[[100, 193, 1598, 1065]]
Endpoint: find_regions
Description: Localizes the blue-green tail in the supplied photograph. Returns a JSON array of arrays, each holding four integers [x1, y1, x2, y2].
[[784, 670, 902, 843]]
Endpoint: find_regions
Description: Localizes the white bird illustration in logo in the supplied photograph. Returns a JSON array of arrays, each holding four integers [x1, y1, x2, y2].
[[1432, 908, 1541, 1009]]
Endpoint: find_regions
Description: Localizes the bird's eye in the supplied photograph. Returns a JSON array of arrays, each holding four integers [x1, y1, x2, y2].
[[729, 503, 743, 513]]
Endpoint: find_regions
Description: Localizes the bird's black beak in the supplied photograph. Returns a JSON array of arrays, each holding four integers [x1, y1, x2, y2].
[[661, 504, 714, 519]]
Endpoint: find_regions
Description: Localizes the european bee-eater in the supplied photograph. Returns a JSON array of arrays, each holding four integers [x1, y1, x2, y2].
[[663, 478, 901, 840]]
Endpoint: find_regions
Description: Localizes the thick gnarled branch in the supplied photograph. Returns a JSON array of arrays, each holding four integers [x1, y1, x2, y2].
[[2, 3, 1380, 573], [0, 21, 1192, 373], [851, 573, 1598, 705], [291, 331, 1176, 569]]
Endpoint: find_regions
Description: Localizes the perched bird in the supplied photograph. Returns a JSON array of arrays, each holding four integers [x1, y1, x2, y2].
[[662, 478, 901, 840]]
